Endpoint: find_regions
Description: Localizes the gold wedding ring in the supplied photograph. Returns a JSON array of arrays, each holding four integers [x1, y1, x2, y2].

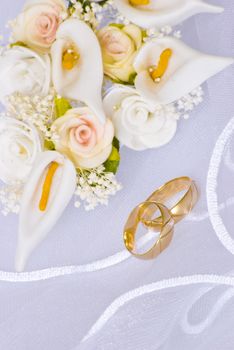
[[123, 177, 198, 259], [124, 202, 174, 259], [142, 177, 198, 230]]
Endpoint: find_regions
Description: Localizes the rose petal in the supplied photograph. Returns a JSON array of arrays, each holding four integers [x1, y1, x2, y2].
[[71, 143, 113, 169]]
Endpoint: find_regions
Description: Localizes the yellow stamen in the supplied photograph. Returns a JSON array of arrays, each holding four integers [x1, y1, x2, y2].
[[150, 48, 172, 82], [39, 162, 59, 212], [129, 0, 150, 6], [62, 48, 80, 70]]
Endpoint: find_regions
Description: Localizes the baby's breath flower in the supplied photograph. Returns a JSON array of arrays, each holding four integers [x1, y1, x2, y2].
[[70, 0, 100, 28], [175, 87, 204, 119], [6, 89, 56, 139], [74, 166, 122, 210], [144, 26, 181, 42], [0, 182, 23, 215]]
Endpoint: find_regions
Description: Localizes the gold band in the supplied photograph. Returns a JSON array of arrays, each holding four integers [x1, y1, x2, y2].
[[123, 202, 174, 260], [123, 177, 198, 260], [141, 176, 198, 230]]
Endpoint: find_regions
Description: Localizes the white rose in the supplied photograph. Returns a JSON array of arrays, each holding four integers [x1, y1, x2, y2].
[[103, 85, 177, 150], [0, 46, 51, 103], [0, 118, 42, 184]]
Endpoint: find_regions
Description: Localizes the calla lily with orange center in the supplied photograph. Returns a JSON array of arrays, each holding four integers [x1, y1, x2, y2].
[[133, 36, 234, 105], [113, 0, 223, 29], [51, 18, 106, 123], [15, 151, 77, 272]]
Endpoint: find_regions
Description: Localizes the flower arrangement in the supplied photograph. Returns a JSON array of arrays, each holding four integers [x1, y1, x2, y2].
[[0, 0, 232, 271]]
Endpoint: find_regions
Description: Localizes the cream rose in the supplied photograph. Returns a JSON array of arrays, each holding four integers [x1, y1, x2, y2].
[[97, 24, 142, 83], [0, 46, 50, 103], [103, 85, 177, 150], [12, 0, 67, 52], [52, 107, 114, 169], [0, 118, 42, 184]]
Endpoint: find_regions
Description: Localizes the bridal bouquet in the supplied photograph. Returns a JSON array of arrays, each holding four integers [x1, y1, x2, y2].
[[0, 0, 232, 271]]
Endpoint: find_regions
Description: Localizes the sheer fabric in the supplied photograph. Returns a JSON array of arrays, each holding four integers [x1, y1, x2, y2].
[[0, 0, 234, 349]]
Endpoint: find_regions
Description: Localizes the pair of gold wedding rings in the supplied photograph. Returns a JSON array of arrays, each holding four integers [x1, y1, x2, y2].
[[123, 177, 198, 259]]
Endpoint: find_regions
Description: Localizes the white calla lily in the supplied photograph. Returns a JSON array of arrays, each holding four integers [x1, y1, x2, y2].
[[113, 0, 223, 29], [51, 18, 106, 123], [15, 151, 77, 272], [134, 37, 234, 105]]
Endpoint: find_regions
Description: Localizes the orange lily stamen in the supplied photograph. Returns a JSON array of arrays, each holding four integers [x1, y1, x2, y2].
[[149, 48, 172, 82], [62, 48, 80, 71], [129, 0, 150, 5], [39, 162, 59, 211]]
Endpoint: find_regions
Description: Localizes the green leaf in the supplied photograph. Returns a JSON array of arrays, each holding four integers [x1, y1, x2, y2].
[[141, 29, 147, 40], [97, 0, 109, 6], [110, 77, 123, 84], [10, 41, 27, 48], [55, 96, 72, 118], [44, 139, 55, 151], [128, 72, 137, 85], [109, 23, 125, 29], [104, 145, 120, 174], [109, 72, 137, 86], [113, 137, 120, 151]]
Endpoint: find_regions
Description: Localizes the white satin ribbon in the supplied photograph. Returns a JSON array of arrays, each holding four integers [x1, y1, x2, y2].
[[207, 116, 234, 255], [0, 230, 156, 282]]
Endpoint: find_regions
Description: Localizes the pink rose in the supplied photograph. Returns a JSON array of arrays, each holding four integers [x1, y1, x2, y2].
[[12, 0, 67, 52], [52, 107, 114, 169]]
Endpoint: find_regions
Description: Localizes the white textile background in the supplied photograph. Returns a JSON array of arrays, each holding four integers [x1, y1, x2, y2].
[[0, 0, 234, 349]]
